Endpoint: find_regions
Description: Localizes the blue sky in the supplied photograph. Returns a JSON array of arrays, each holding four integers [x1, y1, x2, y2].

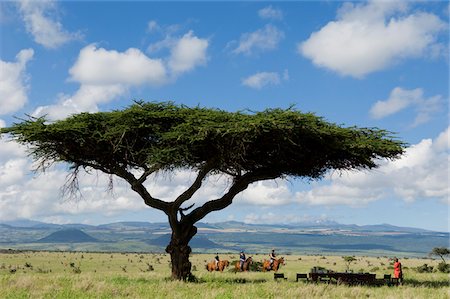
[[0, 1, 448, 231]]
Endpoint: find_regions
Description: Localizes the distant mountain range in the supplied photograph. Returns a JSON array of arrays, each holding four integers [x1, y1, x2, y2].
[[0, 219, 435, 233], [0, 219, 447, 257]]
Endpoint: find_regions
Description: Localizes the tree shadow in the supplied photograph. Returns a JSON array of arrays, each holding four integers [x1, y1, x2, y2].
[[403, 278, 449, 288], [168, 276, 268, 284]]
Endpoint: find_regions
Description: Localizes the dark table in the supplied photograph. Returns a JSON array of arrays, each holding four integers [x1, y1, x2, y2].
[[309, 272, 376, 285]]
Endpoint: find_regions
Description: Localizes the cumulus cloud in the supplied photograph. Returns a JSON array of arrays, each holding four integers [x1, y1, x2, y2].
[[258, 6, 283, 20], [0, 49, 34, 115], [232, 24, 284, 55], [296, 127, 450, 205], [370, 87, 444, 126], [237, 180, 295, 206], [17, 0, 81, 49], [242, 72, 280, 89], [167, 31, 209, 76], [146, 26, 209, 78], [33, 31, 208, 120], [69, 45, 167, 86], [32, 45, 166, 120], [0, 155, 150, 221], [299, 1, 446, 77]]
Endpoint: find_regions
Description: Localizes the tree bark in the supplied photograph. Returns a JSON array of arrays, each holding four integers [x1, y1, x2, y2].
[[166, 224, 197, 280]]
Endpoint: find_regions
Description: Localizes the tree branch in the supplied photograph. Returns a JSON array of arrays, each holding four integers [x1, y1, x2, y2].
[[172, 162, 214, 211], [136, 167, 157, 184], [114, 167, 170, 212], [183, 170, 279, 225], [76, 161, 170, 213]]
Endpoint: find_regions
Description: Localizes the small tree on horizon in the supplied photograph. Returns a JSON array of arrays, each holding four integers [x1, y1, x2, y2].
[[1, 101, 404, 280], [430, 247, 450, 263], [342, 256, 357, 271]]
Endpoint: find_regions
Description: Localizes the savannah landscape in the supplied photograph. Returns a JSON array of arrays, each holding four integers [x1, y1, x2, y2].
[[1, 251, 448, 299]]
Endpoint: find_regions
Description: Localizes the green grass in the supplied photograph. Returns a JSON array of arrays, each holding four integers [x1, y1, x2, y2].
[[0, 252, 448, 298]]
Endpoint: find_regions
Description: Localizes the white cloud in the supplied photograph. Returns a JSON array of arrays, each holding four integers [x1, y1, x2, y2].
[[33, 84, 127, 120], [33, 30, 208, 121], [33, 44, 167, 120], [237, 180, 295, 206], [242, 69, 289, 89], [232, 24, 284, 55], [369, 87, 444, 126], [296, 127, 450, 205], [242, 72, 281, 89], [299, 1, 446, 78], [17, 0, 81, 49], [244, 212, 332, 225], [0, 49, 34, 115], [147, 20, 160, 33], [258, 6, 283, 20], [69, 45, 167, 86], [168, 31, 208, 76]]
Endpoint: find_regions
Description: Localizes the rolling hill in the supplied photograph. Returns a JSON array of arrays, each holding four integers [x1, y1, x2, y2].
[[0, 220, 447, 256], [36, 229, 98, 243]]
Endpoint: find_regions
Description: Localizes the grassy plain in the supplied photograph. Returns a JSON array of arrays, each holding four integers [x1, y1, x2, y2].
[[1, 251, 448, 299]]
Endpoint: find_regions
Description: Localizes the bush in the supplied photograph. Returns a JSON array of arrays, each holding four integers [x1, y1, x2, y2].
[[370, 267, 380, 272], [414, 263, 433, 273], [437, 262, 450, 273]]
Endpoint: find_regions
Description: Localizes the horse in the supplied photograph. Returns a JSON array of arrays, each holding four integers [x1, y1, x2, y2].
[[206, 260, 229, 272], [262, 257, 285, 272], [235, 257, 252, 272]]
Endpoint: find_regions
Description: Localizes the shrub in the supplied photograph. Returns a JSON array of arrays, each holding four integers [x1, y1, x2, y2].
[[437, 262, 450, 273], [370, 267, 380, 272], [414, 263, 433, 273]]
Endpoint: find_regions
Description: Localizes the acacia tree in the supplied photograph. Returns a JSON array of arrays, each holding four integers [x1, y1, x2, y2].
[[1, 102, 404, 280], [430, 247, 450, 263]]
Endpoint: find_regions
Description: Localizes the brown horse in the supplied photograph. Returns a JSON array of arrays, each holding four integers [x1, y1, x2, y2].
[[262, 257, 285, 272], [206, 260, 229, 272], [235, 257, 253, 272]]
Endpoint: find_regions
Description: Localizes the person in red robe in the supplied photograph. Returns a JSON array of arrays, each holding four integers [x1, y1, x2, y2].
[[393, 258, 403, 284]]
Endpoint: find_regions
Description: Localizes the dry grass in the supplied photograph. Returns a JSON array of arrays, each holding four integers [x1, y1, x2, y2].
[[0, 252, 448, 298]]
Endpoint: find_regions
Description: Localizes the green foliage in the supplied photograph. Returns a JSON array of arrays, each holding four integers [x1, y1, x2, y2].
[[430, 247, 450, 263], [436, 262, 450, 273], [342, 256, 357, 270], [414, 264, 434, 273], [1, 102, 404, 180]]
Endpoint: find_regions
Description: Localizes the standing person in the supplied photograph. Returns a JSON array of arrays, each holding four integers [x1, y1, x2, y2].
[[239, 251, 246, 271], [269, 249, 276, 270], [214, 253, 220, 270], [393, 258, 403, 285]]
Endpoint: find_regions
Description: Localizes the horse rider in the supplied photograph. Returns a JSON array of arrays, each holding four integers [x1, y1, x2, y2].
[[214, 253, 220, 270], [269, 249, 276, 270], [239, 251, 246, 271]]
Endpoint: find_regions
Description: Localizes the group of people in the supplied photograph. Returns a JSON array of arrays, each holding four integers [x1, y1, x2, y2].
[[212, 250, 248, 271], [213, 251, 404, 282], [213, 249, 278, 271]]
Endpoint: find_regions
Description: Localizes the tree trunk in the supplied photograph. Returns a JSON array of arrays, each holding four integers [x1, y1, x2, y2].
[[166, 224, 197, 281]]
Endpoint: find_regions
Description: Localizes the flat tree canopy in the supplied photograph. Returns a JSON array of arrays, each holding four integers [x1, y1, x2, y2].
[[1, 101, 404, 280]]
